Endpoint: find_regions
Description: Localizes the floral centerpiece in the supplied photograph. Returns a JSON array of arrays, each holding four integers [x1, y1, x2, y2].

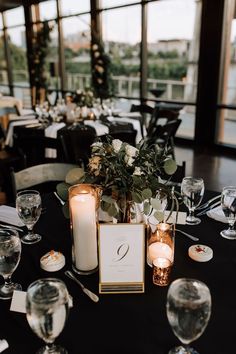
[[73, 88, 94, 108], [57, 136, 178, 222]]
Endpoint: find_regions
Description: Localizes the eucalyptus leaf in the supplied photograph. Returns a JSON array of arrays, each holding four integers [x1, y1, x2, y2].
[[131, 191, 143, 203], [151, 198, 162, 211], [107, 203, 118, 217], [164, 159, 177, 175], [143, 201, 151, 215], [141, 188, 152, 200], [154, 210, 164, 222], [101, 201, 110, 212], [56, 182, 70, 201], [65, 168, 85, 185], [101, 195, 115, 204]]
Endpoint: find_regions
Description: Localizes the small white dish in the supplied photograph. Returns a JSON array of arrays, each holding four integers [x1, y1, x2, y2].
[[40, 250, 65, 272]]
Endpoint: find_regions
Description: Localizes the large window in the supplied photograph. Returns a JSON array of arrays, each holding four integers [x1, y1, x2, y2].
[[147, 0, 201, 139], [101, 4, 141, 99], [217, 0, 236, 147], [2, 6, 30, 104], [62, 14, 91, 91]]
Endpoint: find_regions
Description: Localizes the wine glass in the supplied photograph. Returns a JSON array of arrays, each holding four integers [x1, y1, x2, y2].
[[26, 278, 70, 354], [16, 190, 42, 244], [220, 186, 236, 240], [166, 278, 211, 354], [181, 177, 204, 225], [0, 228, 22, 300]]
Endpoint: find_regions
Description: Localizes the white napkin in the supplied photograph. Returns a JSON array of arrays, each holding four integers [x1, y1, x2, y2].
[[44, 122, 66, 158], [0, 339, 8, 353], [5, 118, 39, 147], [0, 205, 24, 227], [207, 205, 228, 223], [84, 120, 109, 136]]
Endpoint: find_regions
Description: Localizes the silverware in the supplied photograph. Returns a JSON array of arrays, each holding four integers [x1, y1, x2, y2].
[[176, 228, 199, 241], [196, 200, 221, 216], [196, 195, 221, 210], [54, 192, 65, 206], [64, 270, 99, 303], [0, 223, 23, 232]]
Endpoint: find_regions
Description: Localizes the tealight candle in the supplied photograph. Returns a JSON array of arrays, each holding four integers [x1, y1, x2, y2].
[[153, 257, 172, 286], [148, 241, 173, 263]]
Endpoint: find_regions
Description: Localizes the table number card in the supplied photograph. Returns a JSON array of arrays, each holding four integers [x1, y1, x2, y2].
[[98, 223, 145, 294]]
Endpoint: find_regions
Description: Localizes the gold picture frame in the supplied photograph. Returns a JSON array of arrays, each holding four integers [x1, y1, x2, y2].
[[98, 223, 145, 294]]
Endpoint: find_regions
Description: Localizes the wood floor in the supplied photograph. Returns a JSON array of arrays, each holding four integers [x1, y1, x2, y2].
[[175, 144, 236, 193]]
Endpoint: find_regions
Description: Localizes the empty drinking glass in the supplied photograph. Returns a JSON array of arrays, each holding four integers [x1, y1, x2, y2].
[[26, 278, 70, 354], [16, 190, 42, 244], [166, 278, 211, 354], [220, 186, 236, 240], [0, 228, 22, 300], [181, 177, 204, 225]]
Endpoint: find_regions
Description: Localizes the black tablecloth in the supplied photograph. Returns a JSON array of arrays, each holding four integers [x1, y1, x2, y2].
[[1, 190, 235, 354]]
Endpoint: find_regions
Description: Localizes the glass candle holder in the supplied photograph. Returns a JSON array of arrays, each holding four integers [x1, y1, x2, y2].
[[69, 184, 101, 275], [147, 217, 175, 265], [153, 257, 173, 286]]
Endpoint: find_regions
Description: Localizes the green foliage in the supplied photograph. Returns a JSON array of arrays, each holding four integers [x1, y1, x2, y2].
[[81, 136, 177, 220]]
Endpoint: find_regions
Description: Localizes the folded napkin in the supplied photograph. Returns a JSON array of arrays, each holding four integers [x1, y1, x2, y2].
[[44, 122, 66, 158], [5, 118, 38, 147], [84, 120, 109, 136], [0, 339, 8, 353], [207, 205, 228, 223], [0, 205, 24, 227]]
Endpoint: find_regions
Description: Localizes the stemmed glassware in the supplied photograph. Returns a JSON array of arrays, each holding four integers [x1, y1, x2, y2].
[[181, 177, 205, 225], [166, 278, 211, 354], [16, 190, 42, 244], [0, 228, 22, 300], [220, 186, 236, 240], [26, 278, 70, 354]]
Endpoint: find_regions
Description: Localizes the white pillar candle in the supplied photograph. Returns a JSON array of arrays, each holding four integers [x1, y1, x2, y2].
[[149, 241, 173, 263], [70, 193, 98, 271]]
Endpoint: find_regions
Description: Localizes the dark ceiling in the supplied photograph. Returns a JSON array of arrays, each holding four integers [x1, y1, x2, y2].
[[0, 0, 47, 13]]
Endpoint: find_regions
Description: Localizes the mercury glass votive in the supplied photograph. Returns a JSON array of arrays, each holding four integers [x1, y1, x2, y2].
[[153, 257, 173, 286]]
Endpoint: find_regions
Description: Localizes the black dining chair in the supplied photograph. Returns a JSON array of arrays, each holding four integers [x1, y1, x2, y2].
[[146, 118, 182, 160], [58, 124, 97, 167], [146, 106, 180, 137], [130, 103, 154, 137], [13, 134, 65, 167]]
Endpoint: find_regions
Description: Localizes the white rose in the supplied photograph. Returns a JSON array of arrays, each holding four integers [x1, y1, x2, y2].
[[125, 155, 135, 167], [125, 144, 138, 157], [133, 167, 143, 176], [112, 139, 123, 153]]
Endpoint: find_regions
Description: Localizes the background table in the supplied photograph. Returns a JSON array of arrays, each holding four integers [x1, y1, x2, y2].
[[0, 190, 235, 354]]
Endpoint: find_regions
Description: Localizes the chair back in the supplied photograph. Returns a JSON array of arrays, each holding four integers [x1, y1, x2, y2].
[[10, 162, 78, 199], [14, 134, 65, 167], [130, 104, 154, 137], [146, 118, 182, 160], [147, 106, 180, 136], [58, 124, 96, 167]]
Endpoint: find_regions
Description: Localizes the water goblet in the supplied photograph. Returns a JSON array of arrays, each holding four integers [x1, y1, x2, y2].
[[0, 228, 22, 300], [220, 186, 236, 240], [26, 278, 70, 354], [181, 177, 204, 225], [166, 278, 211, 354], [16, 190, 42, 244]]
